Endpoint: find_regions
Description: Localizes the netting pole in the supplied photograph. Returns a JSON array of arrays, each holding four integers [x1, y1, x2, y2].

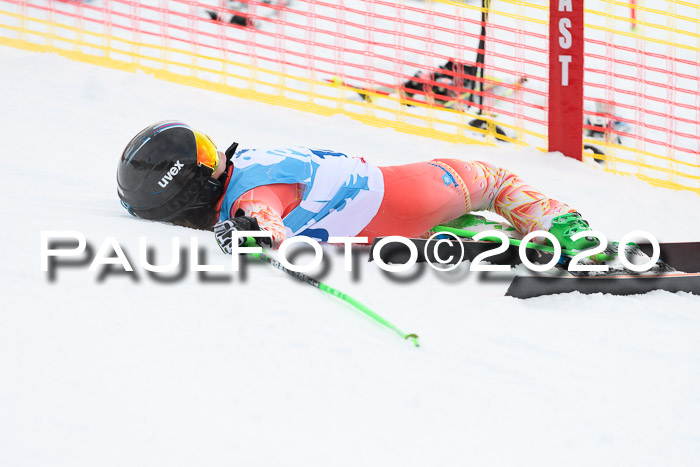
[[474, 0, 489, 114], [548, 0, 584, 161]]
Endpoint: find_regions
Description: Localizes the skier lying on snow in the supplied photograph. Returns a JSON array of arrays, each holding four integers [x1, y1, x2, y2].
[[117, 121, 597, 253]]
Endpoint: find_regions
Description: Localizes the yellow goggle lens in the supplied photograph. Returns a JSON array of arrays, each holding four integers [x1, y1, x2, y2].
[[194, 130, 218, 172]]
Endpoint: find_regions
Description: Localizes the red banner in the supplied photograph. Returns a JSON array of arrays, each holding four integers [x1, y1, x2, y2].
[[549, 0, 584, 160]]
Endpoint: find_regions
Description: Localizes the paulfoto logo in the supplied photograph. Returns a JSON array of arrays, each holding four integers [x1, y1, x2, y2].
[[39, 229, 662, 281]]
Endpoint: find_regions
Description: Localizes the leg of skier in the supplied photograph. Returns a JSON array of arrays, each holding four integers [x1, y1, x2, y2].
[[359, 159, 592, 248], [433, 159, 574, 234]]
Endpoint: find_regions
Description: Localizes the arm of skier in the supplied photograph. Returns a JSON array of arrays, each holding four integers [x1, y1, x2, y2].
[[214, 186, 288, 253], [231, 187, 288, 248]]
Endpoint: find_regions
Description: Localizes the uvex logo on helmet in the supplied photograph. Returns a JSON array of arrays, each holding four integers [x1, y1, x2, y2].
[[158, 161, 185, 188]]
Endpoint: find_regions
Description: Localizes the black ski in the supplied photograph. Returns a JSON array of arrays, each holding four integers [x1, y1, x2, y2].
[[369, 236, 700, 297], [369, 236, 700, 274], [505, 273, 700, 298], [637, 242, 700, 274]]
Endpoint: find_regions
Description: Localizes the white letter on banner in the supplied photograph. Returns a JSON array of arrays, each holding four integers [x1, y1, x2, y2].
[[89, 237, 133, 272], [567, 231, 609, 273], [424, 231, 464, 272], [190, 237, 224, 272], [278, 236, 324, 273], [373, 236, 417, 273], [559, 18, 572, 49], [229, 231, 273, 271], [139, 236, 180, 273], [519, 231, 561, 272], [470, 231, 511, 272], [40, 230, 86, 271], [618, 231, 660, 272], [329, 236, 368, 272], [559, 55, 572, 86], [559, 0, 573, 12]]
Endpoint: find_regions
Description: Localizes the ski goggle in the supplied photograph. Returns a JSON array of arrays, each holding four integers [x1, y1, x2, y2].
[[193, 130, 219, 173]]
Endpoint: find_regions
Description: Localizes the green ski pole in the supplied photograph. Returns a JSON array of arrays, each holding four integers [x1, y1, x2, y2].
[[247, 247, 420, 347]]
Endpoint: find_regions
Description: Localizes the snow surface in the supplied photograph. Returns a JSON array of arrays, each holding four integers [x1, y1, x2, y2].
[[1, 45, 700, 467]]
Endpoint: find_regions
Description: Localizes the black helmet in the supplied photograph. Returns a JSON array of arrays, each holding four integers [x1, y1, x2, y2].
[[117, 121, 226, 229]]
